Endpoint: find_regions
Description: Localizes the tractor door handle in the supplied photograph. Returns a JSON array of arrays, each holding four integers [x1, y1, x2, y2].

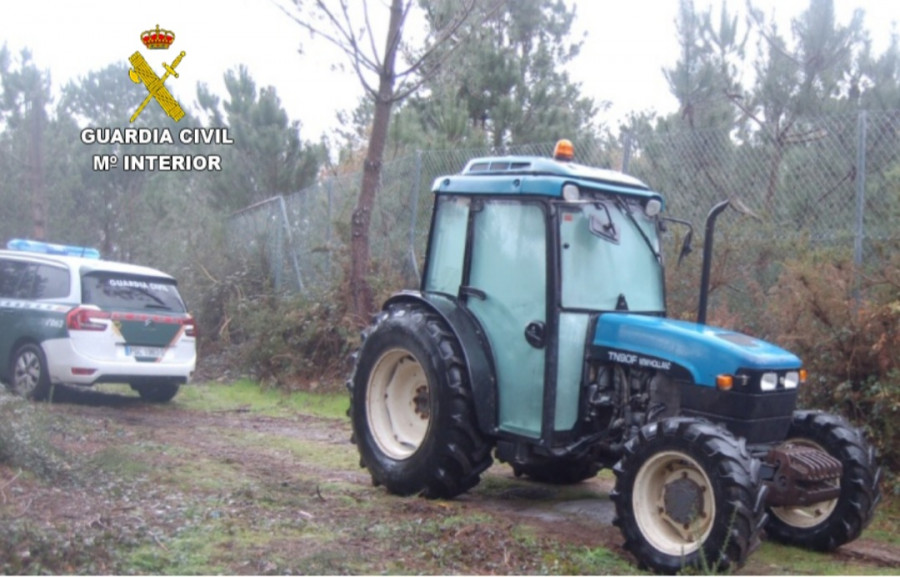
[[524, 321, 546, 349]]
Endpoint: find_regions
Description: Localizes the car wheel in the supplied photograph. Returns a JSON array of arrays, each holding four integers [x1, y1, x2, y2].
[[133, 381, 180, 403], [10, 343, 51, 400]]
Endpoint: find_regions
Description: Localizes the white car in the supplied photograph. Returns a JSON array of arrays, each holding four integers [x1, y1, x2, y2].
[[0, 239, 196, 402]]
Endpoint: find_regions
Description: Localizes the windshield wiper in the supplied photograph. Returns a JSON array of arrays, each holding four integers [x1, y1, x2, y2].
[[615, 199, 661, 263], [129, 286, 172, 309], [584, 202, 619, 243]]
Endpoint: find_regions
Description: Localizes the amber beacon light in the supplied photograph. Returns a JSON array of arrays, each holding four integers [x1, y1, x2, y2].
[[554, 139, 575, 161]]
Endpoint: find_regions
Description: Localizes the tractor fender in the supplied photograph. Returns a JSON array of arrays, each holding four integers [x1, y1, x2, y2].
[[383, 290, 498, 435]]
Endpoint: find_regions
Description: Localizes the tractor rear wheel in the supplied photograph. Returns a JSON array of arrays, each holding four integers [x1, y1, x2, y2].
[[611, 418, 766, 574], [765, 410, 881, 551], [349, 303, 492, 499]]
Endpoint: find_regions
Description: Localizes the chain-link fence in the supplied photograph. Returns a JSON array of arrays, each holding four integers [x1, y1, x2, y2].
[[227, 109, 900, 297]]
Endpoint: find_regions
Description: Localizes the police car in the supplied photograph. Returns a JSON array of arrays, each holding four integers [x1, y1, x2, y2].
[[0, 239, 196, 402]]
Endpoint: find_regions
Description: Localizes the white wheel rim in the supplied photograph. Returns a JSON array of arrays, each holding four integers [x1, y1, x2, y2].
[[770, 440, 839, 528], [13, 350, 41, 396], [632, 450, 715, 557], [366, 349, 430, 460]]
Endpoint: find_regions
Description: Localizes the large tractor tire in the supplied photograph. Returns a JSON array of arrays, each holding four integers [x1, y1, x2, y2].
[[611, 418, 766, 574], [349, 303, 493, 499], [765, 410, 882, 551], [512, 456, 600, 485]]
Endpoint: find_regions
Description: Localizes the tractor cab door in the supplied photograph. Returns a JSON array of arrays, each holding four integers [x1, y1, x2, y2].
[[463, 199, 547, 439]]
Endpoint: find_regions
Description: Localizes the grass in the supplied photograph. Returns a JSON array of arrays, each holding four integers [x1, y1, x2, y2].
[[865, 494, 900, 546], [177, 379, 350, 420], [222, 428, 360, 472], [749, 541, 898, 575]]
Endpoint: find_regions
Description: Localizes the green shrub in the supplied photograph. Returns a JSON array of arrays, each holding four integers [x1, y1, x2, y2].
[[225, 290, 356, 390], [0, 390, 70, 479], [733, 251, 900, 479]]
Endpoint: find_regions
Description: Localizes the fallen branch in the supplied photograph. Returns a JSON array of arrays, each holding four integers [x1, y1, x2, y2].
[[0, 469, 23, 505]]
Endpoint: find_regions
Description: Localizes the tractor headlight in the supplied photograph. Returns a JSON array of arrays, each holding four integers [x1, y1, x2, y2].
[[760, 372, 778, 391], [784, 371, 800, 389]]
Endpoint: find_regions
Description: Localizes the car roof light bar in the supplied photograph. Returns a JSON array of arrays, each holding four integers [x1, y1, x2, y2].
[[7, 238, 101, 259]]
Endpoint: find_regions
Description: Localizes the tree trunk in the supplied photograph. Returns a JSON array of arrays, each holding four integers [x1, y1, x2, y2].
[[348, 0, 404, 326]]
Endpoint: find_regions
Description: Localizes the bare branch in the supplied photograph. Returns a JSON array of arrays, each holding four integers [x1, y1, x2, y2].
[[726, 91, 770, 136], [273, 0, 379, 96], [273, 2, 341, 66], [390, 0, 500, 103], [745, 0, 802, 65], [276, 0, 490, 105], [395, 0, 485, 81], [314, 0, 381, 74], [361, 0, 383, 71]]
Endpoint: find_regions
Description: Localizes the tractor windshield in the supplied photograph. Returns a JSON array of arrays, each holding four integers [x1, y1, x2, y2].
[[559, 197, 665, 313]]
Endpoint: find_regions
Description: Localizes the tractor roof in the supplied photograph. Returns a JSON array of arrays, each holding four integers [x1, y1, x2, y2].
[[431, 153, 660, 201]]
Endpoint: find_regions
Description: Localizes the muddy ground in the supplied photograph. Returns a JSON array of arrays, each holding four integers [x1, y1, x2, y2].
[[1, 383, 898, 574]]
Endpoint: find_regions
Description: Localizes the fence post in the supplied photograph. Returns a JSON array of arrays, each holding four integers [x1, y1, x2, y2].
[[622, 130, 633, 174], [273, 205, 283, 291], [278, 195, 305, 294], [326, 178, 333, 281], [853, 110, 867, 307], [854, 110, 867, 267], [407, 151, 422, 282]]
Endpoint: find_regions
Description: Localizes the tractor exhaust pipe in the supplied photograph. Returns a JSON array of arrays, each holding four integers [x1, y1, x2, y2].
[[697, 200, 731, 325]]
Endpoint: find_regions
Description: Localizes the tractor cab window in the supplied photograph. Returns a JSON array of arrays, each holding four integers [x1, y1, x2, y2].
[[559, 197, 664, 312], [423, 196, 470, 295]]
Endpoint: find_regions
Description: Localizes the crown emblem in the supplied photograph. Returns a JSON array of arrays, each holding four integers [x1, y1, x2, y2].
[[141, 24, 175, 50]]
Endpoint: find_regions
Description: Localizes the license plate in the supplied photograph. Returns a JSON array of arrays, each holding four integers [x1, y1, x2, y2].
[[125, 345, 164, 359]]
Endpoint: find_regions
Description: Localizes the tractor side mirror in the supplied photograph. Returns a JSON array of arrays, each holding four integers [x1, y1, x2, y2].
[[661, 217, 694, 267], [679, 229, 693, 265]]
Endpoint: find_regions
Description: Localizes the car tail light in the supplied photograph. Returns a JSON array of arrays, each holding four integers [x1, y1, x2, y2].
[[67, 307, 111, 331], [183, 317, 198, 338]]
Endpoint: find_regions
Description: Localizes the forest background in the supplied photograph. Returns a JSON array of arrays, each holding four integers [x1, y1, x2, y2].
[[2, 0, 900, 485]]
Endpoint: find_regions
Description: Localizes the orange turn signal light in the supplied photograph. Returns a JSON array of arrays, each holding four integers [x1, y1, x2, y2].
[[716, 375, 733, 391]]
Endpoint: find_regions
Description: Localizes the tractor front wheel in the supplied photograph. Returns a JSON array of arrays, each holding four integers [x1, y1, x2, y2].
[[349, 303, 492, 499], [765, 410, 881, 551], [611, 418, 766, 574]]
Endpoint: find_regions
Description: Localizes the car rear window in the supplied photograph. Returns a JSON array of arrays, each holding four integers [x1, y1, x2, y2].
[[81, 272, 187, 313]]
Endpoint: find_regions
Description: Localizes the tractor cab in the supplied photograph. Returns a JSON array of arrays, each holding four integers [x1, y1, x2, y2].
[[423, 142, 669, 442]]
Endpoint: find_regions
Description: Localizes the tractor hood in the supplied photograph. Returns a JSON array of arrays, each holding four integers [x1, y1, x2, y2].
[[592, 313, 802, 387]]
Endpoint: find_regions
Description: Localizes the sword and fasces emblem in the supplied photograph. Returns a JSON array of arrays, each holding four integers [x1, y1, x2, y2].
[[128, 25, 185, 123]]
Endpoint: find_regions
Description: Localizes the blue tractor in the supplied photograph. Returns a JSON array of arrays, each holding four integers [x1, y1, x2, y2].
[[348, 141, 881, 573]]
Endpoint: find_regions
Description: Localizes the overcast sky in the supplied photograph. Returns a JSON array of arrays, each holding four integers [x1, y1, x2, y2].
[[0, 1, 896, 141]]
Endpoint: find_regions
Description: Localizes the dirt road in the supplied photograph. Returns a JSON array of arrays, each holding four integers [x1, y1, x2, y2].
[[1, 383, 898, 574]]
